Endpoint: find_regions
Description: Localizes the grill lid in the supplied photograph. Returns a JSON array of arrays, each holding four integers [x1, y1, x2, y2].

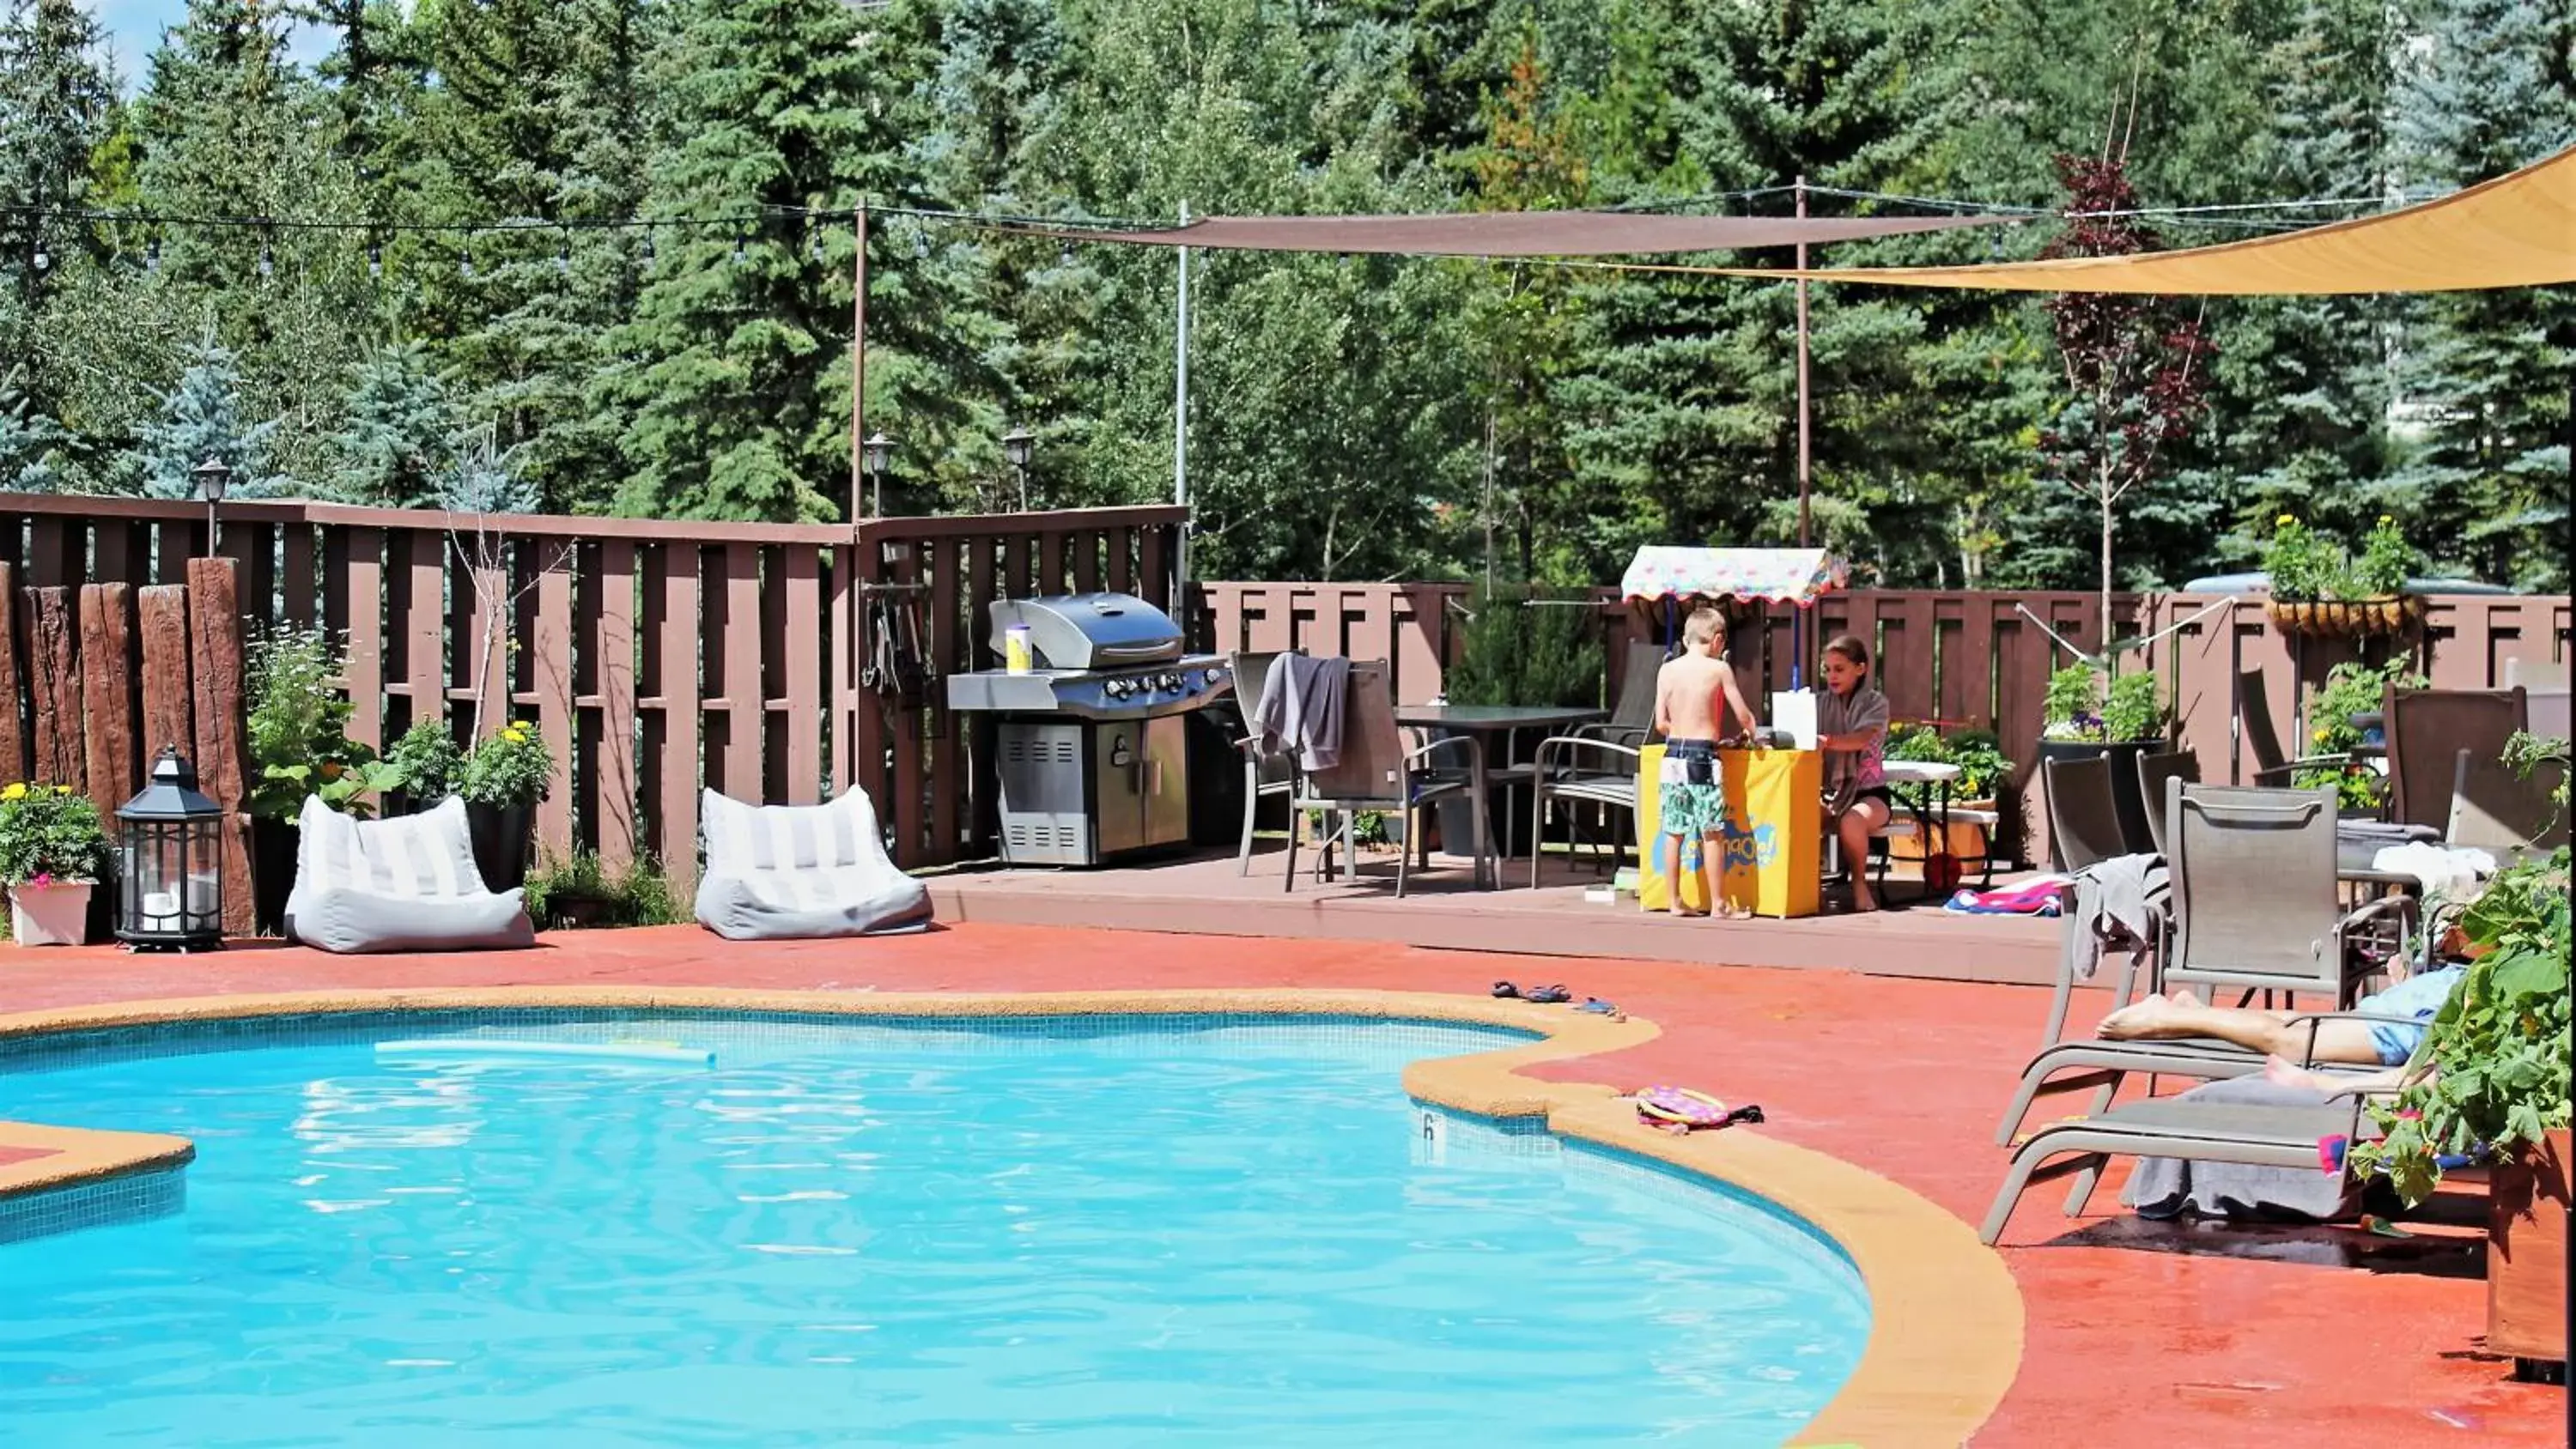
[[987, 593, 1183, 670]]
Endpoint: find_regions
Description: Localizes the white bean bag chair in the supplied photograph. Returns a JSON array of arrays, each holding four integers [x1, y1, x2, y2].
[[694, 786, 933, 940], [284, 795, 536, 954]]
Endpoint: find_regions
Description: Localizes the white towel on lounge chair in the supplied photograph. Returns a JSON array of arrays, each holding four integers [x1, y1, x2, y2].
[[2371, 841, 2495, 905]]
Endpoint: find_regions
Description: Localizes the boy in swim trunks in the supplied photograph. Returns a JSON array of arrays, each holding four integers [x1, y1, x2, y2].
[[1653, 607, 1759, 919]]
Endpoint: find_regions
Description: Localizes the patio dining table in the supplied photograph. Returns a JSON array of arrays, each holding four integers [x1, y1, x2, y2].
[[1393, 704, 1607, 888]]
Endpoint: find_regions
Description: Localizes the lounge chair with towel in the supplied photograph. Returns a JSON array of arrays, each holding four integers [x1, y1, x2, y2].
[[285, 794, 536, 954], [695, 785, 932, 940], [1284, 661, 1485, 897]]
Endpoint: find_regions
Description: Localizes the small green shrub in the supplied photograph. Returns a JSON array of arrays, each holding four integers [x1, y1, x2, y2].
[[459, 719, 553, 807], [386, 719, 465, 802], [246, 627, 401, 818], [522, 851, 687, 930], [1444, 585, 1601, 708], [2101, 669, 2167, 743], [2350, 513, 2415, 598], [2293, 658, 2423, 811], [2041, 664, 2103, 741]]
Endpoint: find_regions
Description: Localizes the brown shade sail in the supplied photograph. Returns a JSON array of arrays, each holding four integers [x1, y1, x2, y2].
[[1025, 209, 2013, 257], [1636, 144, 2576, 293]]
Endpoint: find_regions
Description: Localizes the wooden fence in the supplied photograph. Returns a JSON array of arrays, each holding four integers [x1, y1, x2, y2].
[[1195, 582, 2573, 864], [0, 494, 1185, 898]]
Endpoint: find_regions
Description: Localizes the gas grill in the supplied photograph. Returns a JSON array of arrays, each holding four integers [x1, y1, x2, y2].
[[945, 593, 1231, 865]]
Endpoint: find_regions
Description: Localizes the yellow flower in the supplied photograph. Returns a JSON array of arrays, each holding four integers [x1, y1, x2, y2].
[[2, 783, 27, 801], [2313, 729, 2330, 743], [2275, 513, 2296, 527], [52, 785, 70, 796], [2378, 514, 2393, 525]]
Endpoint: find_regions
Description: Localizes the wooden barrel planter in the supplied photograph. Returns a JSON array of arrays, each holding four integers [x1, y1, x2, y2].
[[2488, 1126, 2571, 1377], [2263, 595, 2426, 638]]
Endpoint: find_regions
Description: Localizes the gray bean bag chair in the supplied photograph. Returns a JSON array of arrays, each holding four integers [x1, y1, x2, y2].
[[284, 794, 536, 954], [694, 785, 933, 940]]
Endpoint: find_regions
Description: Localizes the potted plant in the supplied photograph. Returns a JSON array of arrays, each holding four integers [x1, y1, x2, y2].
[[2263, 513, 2426, 637], [2346, 732, 2568, 1375], [2038, 663, 2166, 854], [2300, 658, 2423, 816], [458, 719, 552, 894], [244, 627, 405, 933], [0, 783, 111, 946], [384, 718, 465, 816], [1886, 726, 2014, 870], [523, 850, 685, 931]]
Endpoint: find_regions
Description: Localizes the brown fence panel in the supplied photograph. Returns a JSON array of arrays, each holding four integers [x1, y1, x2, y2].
[[532, 540, 579, 863], [78, 583, 140, 823], [185, 557, 254, 937], [138, 585, 191, 762]]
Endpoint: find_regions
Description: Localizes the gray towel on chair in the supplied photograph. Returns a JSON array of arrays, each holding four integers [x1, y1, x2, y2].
[[2123, 1077, 2363, 1222], [2068, 852, 2169, 981], [1255, 653, 1352, 772]]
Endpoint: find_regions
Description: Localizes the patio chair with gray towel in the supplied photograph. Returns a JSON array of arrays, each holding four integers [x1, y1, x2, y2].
[[2134, 750, 2199, 856], [2384, 684, 2525, 831], [2236, 667, 2348, 784], [1284, 662, 1487, 898], [2042, 755, 2127, 873], [1228, 648, 1302, 876], [2160, 781, 2416, 1009], [1982, 1080, 2396, 1244]]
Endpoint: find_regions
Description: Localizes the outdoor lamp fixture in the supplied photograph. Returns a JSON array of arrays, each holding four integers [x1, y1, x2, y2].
[[191, 455, 232, 551], [1001, 426, 1035, 511], [862, 431, 896, 517], [115, 746, 227, 952]]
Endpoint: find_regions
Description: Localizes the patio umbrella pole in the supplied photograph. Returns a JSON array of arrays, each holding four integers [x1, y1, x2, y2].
[[1174, 200, 1192, 591], [1794, 174, 1812, 689]]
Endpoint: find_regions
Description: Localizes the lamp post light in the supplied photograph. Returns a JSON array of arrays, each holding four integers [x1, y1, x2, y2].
[[114, 746, 227, 952], [861, 432, 896, 518], [191, 456, 232, 553], [1001, 426, 1035, 512]]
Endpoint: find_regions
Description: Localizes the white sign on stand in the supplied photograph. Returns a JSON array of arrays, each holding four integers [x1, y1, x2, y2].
[[1769, 689, 1818, 749]]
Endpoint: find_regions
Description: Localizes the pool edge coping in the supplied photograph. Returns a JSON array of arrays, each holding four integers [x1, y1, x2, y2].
[[0, 985, 2021, 1447]]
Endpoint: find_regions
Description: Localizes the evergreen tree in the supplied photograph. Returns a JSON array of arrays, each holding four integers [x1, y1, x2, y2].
[[2387, 0, 2574, 589], [604, 0, 939, 522], [440, 427, 538, 513], [327, 342, 459, 506], [0, 367, 68, 490], [0, 0, 115, 379], [125, 332, 288, 499]]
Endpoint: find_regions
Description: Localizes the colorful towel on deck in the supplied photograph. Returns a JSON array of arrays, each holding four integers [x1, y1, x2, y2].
[[1944, 876, 2070, 916]]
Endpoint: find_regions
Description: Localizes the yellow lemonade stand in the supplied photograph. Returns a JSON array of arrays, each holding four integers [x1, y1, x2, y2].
[[1636, 744, 1822, 917]]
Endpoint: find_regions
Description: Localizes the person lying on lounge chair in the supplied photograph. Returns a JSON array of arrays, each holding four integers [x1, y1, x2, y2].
[[2095, 962, 2464, 1070]]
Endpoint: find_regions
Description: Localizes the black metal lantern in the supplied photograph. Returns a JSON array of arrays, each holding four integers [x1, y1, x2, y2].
[[1001, 426, 1035, 512], [115, 746, 227, 952], [191, 456, 231, 551], [861, 431, 896, 516]]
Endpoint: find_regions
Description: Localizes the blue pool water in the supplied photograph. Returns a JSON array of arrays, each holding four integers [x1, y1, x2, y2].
[[0, 1016, 1868, 1446]]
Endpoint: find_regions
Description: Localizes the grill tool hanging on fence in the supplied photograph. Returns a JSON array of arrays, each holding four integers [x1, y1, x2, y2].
[[861, 585, 936, 704]]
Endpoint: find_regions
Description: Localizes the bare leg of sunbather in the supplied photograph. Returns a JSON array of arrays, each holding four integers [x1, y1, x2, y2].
[[2095, 993, 2383, 1065], [2261, 1055, 2409, 1093]]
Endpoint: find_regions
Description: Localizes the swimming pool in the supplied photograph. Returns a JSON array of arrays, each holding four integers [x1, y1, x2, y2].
[[0, 1011, 1869, 1446]]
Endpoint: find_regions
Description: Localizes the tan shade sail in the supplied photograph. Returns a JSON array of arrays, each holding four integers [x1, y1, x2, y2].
[[1024, 209, 2011, 257], [1641, 145, 2576, 293]]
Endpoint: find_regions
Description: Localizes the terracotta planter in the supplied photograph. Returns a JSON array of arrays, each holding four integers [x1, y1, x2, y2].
[[2488, 1126, 2570, 1372], [8, 881, 93, 946], [2264, 595, 2425, 638]]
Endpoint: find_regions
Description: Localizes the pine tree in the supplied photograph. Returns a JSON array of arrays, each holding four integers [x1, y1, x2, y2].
[[0, 367, 68, 490], [605, 0, 942, 522], [2387, 0, 2574, 589], [327, 342, 459, 506], [0, 0, 115, 378], [125, 331, 288, 499]]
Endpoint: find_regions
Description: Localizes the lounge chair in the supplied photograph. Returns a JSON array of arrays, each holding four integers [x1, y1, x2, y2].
[[2041, 754, 2127, 873], [1981, 1082, 2394, 1245], [2134, 749, 2199, 856], [2504, 658, 2568, 738], [2448, 746, 2568, 858], [1284, 661, 1485, 897], [1227, 648, 1302, 876], [694, 785, 932, 940], [2237, 666, 2348, 785], [2384, 685, 2525, 831], [284, 794, 536, 954], [1526, 640, 1665, 887]]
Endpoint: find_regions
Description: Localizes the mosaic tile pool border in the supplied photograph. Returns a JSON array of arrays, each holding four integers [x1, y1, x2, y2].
[[0, 985, 2020, 1448], [0, 1162, 184, 1245]]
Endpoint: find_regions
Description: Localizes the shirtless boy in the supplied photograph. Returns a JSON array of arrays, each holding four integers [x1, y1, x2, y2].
[[1652, 607, 1759, 919]]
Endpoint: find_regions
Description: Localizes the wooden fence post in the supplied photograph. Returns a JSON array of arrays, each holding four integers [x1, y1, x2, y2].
[[79, 584, 139, 822], [22, 586, 82, 790], [0, 564, 22, 785], [138, 585, 194, 761], [185, 558, 255, 937]]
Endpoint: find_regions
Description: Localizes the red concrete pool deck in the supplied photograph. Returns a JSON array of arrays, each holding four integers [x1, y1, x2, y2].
[[1, 923, 2562, 1446]]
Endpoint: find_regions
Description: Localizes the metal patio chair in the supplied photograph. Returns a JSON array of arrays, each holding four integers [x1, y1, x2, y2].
[[1228, 648, 1302, 876], [2134, 749, 2200, 857], [2237, 667, 2349, 785], [2384, 685, 2525, 831], [2041, 754, 2127, 874], [1527, 640, 1668, 885], [2160, 780, 2416, 1009], [1284, 662, 1486, 899], [2447, 746, 2568, 858]]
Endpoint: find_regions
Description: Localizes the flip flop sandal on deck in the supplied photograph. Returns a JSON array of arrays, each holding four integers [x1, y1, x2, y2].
[[1492, 981, 1522, 999], [1523, 985, 1572, 1004]]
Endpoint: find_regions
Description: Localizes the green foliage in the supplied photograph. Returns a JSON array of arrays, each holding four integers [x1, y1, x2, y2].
[[521, 849, 684, 929], [1886, 723, 2014, 811], [2041, 664, 2102, 740], [327, 343, 458, 508], [246, 626, 398, 819], [0, 781, 108, 883], [2346, 735, 2573, 1203], [385, 718, 464, 801], [2349, 513, 2414, 598], [1443, 585, 1601, 708], [2101, 670, 2167, 743], [2264, 511, 2419, 601], [458, 718, 553, 807]]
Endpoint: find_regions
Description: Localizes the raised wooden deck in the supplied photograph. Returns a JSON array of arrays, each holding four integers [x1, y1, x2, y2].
[[929, 846, 2063, 985]]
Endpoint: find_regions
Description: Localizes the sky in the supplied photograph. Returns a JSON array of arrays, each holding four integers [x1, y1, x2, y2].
[[82, 0, 333, 84]]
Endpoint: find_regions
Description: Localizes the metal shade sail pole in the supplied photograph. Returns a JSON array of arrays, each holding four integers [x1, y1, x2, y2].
[[1794, 174, 1812, 688], [1173, 201, 1192, 598], [851, 203, 869, 524]]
